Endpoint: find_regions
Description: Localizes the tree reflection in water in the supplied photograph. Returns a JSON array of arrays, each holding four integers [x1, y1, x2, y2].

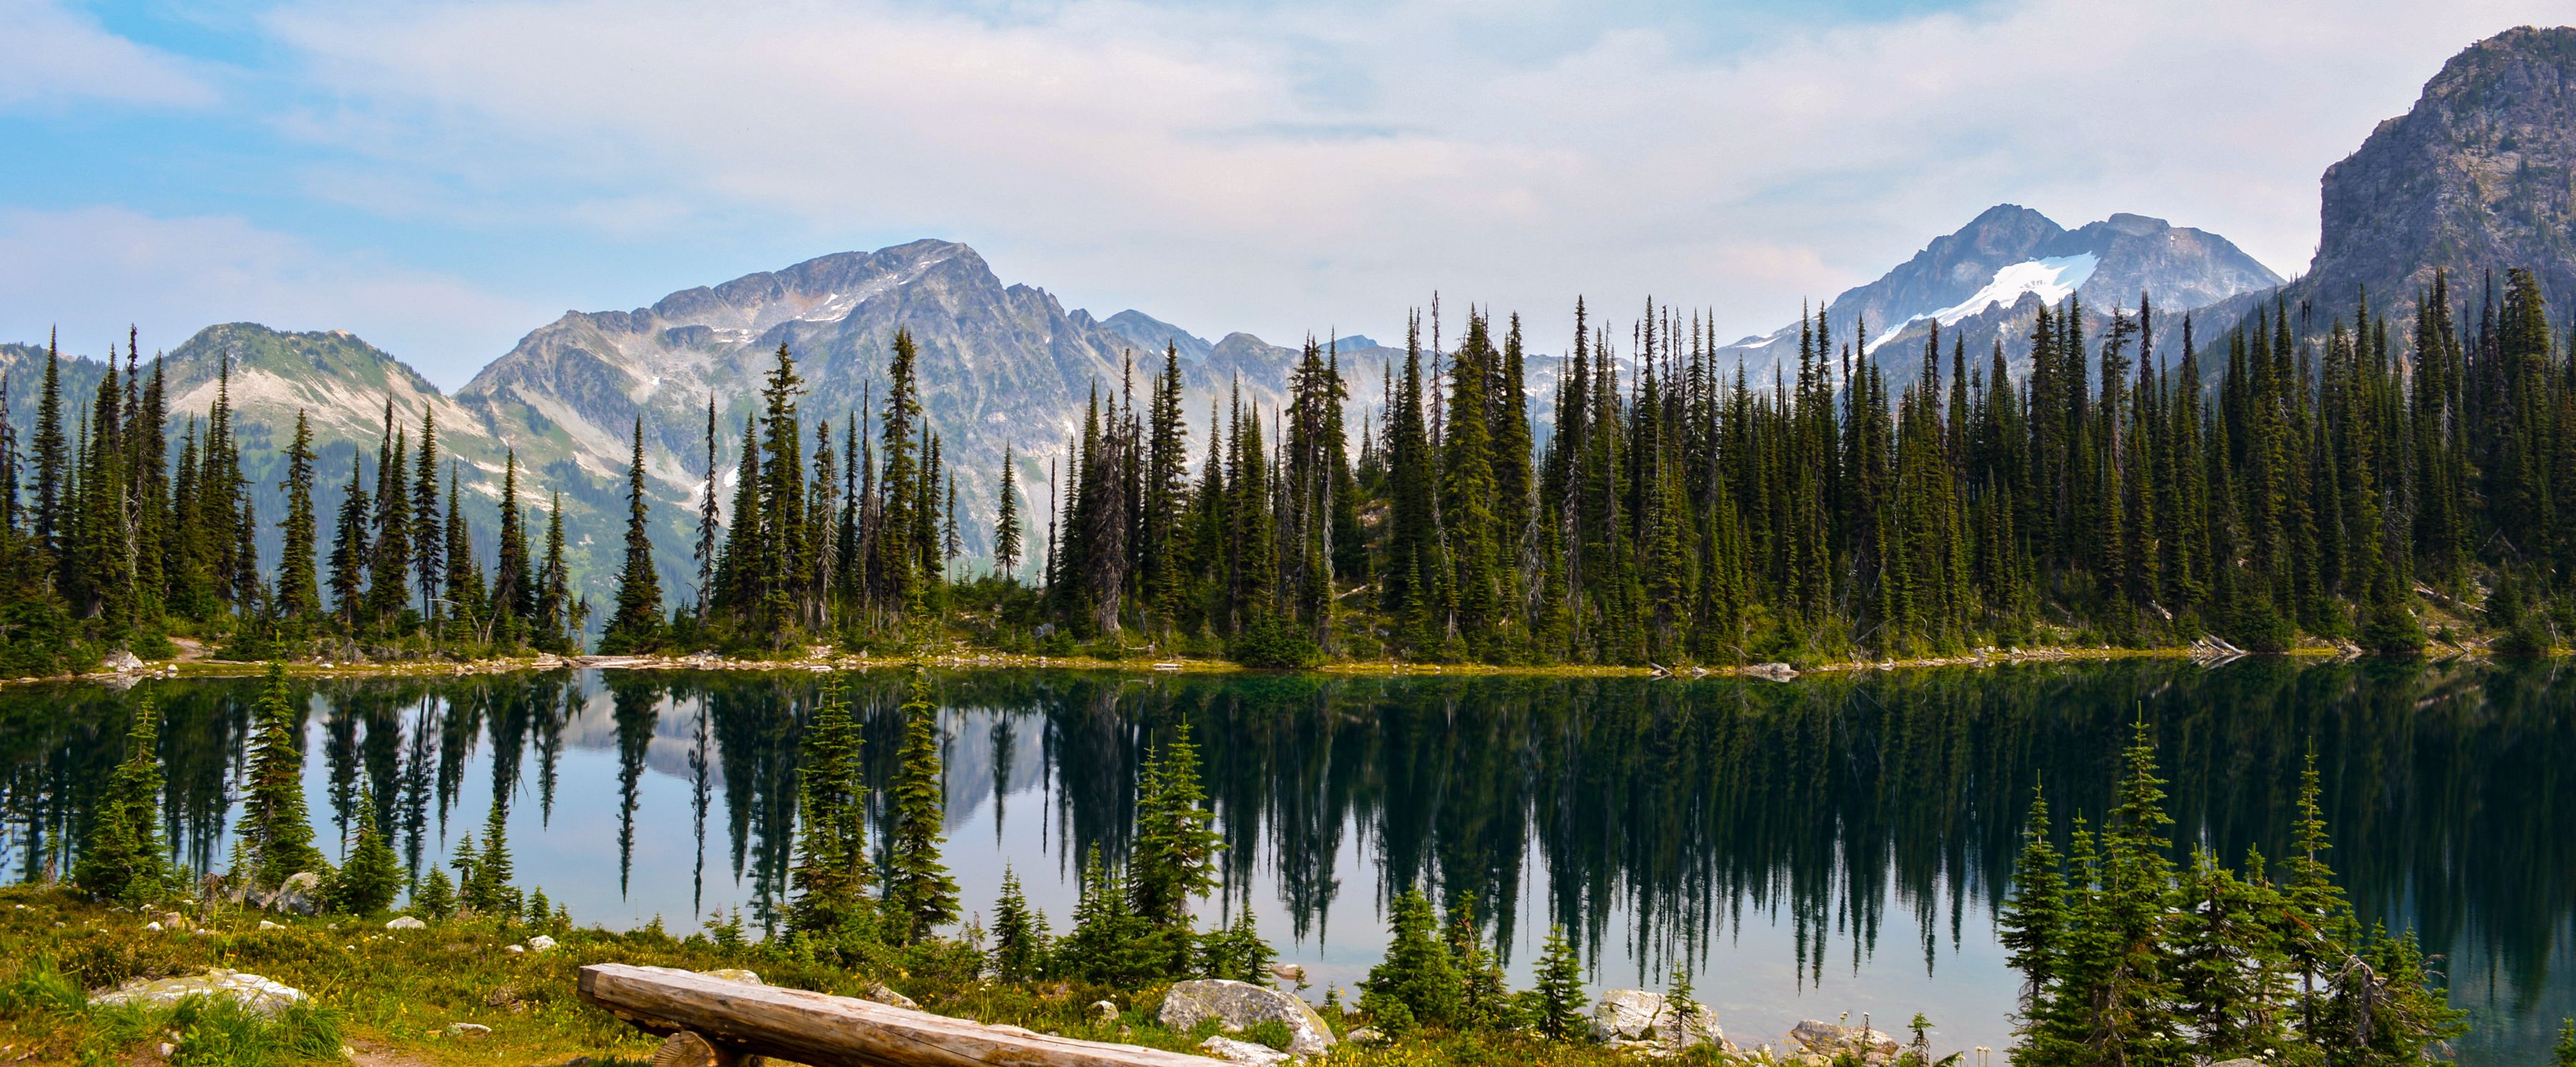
[[1, 660, 2567, 1063]]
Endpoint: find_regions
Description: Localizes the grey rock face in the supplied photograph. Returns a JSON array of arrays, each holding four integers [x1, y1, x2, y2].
[[1158, 978, 1337, 1058], [2315, 26, 2576, 313]]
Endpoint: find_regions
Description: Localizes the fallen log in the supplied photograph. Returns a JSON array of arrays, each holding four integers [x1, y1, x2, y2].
[[577, 963, 1216, 1067]]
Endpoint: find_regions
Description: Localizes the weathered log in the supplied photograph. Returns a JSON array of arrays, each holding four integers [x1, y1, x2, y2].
[[577, 963, 1216, 1067], [652, 1031, 761, 1067]]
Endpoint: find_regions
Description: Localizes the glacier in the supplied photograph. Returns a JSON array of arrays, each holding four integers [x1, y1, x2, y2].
[[1867, 253, 2099, 353]]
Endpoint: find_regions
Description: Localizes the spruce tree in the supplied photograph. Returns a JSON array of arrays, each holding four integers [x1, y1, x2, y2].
[[1998, 784, 2067, 1008], [465, 794, 515, 915], [243, 663, 325, 886], [1530, 923, 1588, 1041], [494, 452, 532, 633], [1130, 721, 1221, 930], [602, 419, 665, 653], [412, 864, 456, 921], [412, 407, 444, 620], [1359, 887, 1460, 1032], [277, 411, 321, 625], [31, 337, 64, 562], [993, 444, 1023, 582], [364, 414, 412, 630], [442, 464, 481, 642], [72, 691, 168, 905], [787, 678, 869, 937], [990, 865, 1050, 981], [537, 492, 570, 648], [1059, 843, 1154, 986], [882, 669, 958, 943], [327, 454, 369, 629], [696, 394, 721, 617], [329, 804, 401, 915]]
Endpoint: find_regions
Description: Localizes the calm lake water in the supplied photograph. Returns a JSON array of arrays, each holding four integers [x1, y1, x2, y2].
[[3, 662, 2570, 1063]]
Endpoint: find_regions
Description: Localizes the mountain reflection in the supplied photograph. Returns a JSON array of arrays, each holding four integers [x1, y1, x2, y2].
[[1, 661, 2568, 1063]]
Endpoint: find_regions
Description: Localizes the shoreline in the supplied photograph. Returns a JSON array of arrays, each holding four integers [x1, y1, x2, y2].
[[19, 636, 2515, 689]]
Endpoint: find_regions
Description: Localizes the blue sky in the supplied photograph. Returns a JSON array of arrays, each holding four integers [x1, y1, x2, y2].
[[0, 0, 2559, 388]]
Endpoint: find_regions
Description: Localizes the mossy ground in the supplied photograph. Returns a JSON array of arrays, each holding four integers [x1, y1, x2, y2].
[[0, 887, 1757, 1067]]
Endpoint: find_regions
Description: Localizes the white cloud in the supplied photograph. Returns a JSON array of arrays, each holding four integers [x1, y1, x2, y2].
[[0, 0, 217, 108], [0, 207, 546, 386], [251, 0, 2571, 349]]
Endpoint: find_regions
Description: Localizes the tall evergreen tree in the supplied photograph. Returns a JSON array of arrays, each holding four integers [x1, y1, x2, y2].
[[882, 669, 958, 943], [993, 444, 1024, 582], [602, 419, 664, 653], [72, 690, 168, 905], [277, 411, 321, 625], [243, 664, 325, 885]]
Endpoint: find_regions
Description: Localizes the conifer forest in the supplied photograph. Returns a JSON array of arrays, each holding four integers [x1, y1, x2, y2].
[[3, 270, 2570, 674]]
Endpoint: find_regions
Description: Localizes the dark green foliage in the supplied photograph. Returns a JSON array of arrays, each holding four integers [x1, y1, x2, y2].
[[600, 419, 665, 653], [462, 797, 515, 916], [2000, 726, 2464, 1066], [243, 665, 326, 887], [1056, 844, 1158, 988], [1359, 887, 1460, 1032], [1528, 924, 1587, 1041], [1130, 722, 1221, 928], [988, 866, 1049, 982], [787, 678, 870, 939], [410, 866, 455, 921], [328, 804, 401, 915], [72, 691, 168, 905], [1196, 909, 1274, 984], [882, 670, 958, 944], [1228, 614, 1320, 668], [1445, 894, 1514, 1031], [275, 413, 321, 628], [992, 444, 1023, 583]]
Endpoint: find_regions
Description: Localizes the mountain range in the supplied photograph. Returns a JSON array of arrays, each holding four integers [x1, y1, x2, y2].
[[1712, 208, 2282, 389], [9, 25, 2573, 620]]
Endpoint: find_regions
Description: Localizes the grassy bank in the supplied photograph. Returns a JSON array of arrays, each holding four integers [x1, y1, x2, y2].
[[0, 887, 1778, 1067]]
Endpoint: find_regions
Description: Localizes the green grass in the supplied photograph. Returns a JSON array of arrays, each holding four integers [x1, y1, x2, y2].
[[0, 886, 1774, 1067]]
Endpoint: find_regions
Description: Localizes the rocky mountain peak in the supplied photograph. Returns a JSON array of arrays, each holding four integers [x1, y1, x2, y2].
[[2313, 25, 2576, 308]]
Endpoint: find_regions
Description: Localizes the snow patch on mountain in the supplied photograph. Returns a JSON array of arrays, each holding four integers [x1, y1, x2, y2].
[[1869, 254, 2099, 352]]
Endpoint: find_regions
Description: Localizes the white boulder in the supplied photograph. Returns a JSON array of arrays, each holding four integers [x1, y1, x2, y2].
[[385, 917, 426, 930], [262, 872, 323, 917], [1158, 978, 1337, 1058], [90, 969, 307, 1017], [1196, 1036, 1291, 1066], [1790, 1019, 1898, 1059], [1592, 990, 1724, 1053]]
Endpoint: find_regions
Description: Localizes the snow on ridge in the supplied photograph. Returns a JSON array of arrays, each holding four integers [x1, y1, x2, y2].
[[1867, 253, 2099, 352]]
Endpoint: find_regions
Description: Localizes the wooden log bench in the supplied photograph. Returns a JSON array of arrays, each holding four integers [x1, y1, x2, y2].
[[577, 963, 1220, 1067]]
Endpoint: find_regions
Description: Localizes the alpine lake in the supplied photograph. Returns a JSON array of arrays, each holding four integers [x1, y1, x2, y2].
[[4, 660, 2570, 1064]]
